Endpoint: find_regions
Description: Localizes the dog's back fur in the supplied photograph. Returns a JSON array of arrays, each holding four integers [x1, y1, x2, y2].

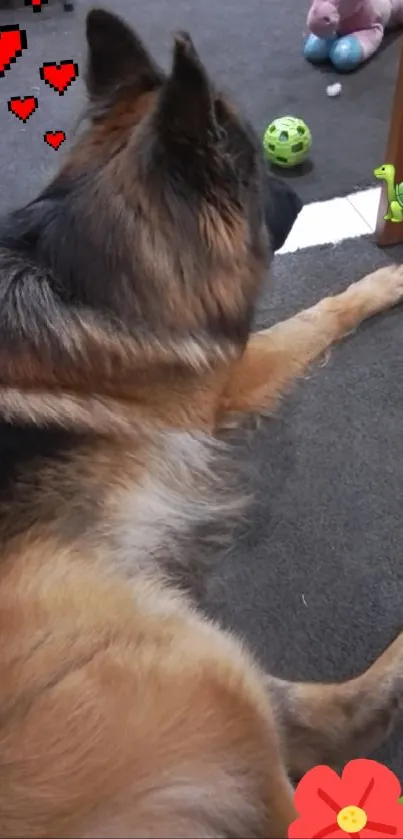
[[2, 8, 403, 838], [0, 11, 302, 836]]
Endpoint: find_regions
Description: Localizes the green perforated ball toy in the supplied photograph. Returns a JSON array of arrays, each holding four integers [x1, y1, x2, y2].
[[263, 116, 312, 168]]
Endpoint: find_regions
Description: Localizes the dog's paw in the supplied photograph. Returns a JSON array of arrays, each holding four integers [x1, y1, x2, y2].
[[348, 265, 403, 314]]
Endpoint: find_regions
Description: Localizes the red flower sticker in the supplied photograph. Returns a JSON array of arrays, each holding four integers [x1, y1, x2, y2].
[[289, 759, 403, 838]]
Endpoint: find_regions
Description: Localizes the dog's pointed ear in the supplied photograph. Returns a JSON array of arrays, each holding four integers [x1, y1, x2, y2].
[[153, 32, 218, 144], [86, 8, 163, 101]]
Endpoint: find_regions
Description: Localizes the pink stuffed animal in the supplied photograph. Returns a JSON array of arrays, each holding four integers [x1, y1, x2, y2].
[[304, 0, 403, 71]]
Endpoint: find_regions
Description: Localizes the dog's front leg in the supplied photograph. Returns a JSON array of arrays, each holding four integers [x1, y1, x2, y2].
[[265, 629, 403, 780], [219, 265, 403, 419]]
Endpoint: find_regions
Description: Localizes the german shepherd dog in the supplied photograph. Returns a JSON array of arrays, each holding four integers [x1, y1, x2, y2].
[[1, 8, 403, 837]]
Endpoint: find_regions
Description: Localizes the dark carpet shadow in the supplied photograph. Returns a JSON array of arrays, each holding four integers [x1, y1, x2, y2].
[[269, 158, 315, 181]]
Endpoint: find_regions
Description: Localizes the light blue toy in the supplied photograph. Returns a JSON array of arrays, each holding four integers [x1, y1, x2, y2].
[[330, 34, 365, 70], [303, 0, 403, 73], [304, 33, 363, 71]]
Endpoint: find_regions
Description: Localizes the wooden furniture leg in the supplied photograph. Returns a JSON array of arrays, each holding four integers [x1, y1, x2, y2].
[[376, 39, 403, 246]]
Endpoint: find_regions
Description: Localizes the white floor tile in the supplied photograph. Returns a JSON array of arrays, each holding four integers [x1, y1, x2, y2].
[[279, 195, 370, 255], [347, 187, 381, 232]]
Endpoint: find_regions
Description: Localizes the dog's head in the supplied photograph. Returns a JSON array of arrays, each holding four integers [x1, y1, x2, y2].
[[0, 8, 301, 421], [262, 171, 302, 253]]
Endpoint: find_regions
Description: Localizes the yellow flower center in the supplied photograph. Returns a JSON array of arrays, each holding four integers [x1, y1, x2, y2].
[[337, 805, 368, 833]]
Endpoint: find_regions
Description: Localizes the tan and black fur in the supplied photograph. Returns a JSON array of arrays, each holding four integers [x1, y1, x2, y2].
[[1, 8, 403, 837]]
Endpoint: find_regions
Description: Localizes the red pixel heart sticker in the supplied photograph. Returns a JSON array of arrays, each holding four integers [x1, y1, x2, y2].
[[25, 0, 48, 11], [44, 130, 66, 151], [39, 60, 79, 96], [0, 25, 28, 78], [8, 96, 38, 123]]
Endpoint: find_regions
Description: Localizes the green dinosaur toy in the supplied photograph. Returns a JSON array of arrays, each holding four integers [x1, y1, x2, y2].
[[373, 163, 403, 222]]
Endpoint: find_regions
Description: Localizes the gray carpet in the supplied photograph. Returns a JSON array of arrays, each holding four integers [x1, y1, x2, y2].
[[205, 236, 403, 777], [1, 0, 403, 779], [0, 0, 401, 206]]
